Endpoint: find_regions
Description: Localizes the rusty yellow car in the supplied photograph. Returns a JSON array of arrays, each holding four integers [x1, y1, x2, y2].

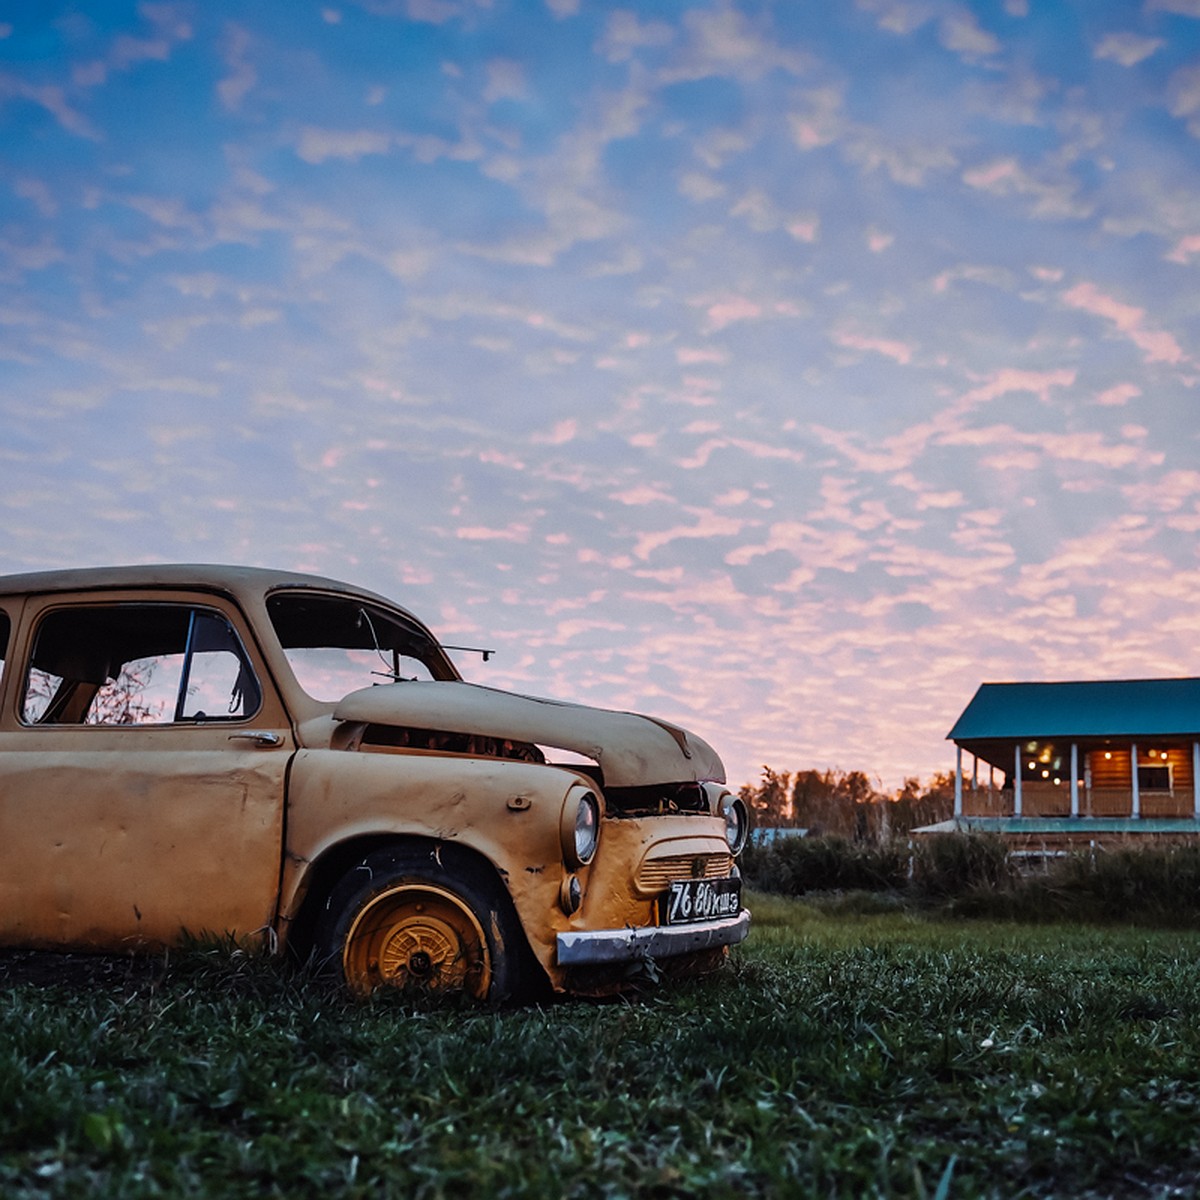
[[0, 565, 749, 999]]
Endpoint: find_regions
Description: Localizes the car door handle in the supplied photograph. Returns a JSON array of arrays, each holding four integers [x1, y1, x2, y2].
[[228, 732, 284, 748]]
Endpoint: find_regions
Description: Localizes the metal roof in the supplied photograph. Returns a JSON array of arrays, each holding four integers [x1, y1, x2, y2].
[[948, 678, 1200, 743], [0, 563, 389, 603]]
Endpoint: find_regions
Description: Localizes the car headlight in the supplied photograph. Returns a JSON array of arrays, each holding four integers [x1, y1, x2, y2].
[[721, 794, 749, 856], [561, 787, 600, 866]]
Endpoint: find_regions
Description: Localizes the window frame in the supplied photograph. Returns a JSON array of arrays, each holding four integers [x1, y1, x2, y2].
[[17, 599, 264, 729]]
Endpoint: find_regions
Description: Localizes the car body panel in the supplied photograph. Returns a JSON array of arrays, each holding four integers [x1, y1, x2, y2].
[[279, 749, 585, 975], [0, 739, 289, 947], [332, 681, 725, 787]]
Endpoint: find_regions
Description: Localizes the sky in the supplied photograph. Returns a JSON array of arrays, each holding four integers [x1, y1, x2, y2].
[[3, 0, 1200, 792]]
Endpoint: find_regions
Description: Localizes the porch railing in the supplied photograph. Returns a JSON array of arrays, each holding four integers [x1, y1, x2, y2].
[[961, 784, 1197, 820]]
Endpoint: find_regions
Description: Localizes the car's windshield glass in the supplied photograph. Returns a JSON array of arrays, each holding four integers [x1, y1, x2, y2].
[[267, 592, 457, 702]]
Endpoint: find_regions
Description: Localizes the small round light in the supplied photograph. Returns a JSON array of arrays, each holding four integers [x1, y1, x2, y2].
[[561, 788, 599, 866], [560, 873, 582, 915], [721, 795, 749, 855]]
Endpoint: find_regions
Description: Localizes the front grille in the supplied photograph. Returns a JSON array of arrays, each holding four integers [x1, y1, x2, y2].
[[636, 852, 733, 895]]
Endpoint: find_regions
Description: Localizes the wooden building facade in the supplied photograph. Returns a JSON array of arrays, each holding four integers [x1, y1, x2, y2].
[[936, 678, 1200, 848]]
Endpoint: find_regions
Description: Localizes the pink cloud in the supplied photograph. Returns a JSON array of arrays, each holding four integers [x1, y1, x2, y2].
[[867, 228, 894, 253], [531, 419, 577, 445], [1123, 470, 1200, 513], [1062, 281, 1185, 365], [611, 484, 673, 506], [832, 330, 914, 365], [676, 347, 729, 365], [962, 158, 1017, 190], [1094, 382, 1141, 407], [703, 295, 762, 331], [478, 448, 526, 469], [959, 367, 1076, 406], [725, 521, 868, 572], [786, 217, 819, 242], [1166, 234, 1200, 264], [455, 524, 530, 542], [633, 514, 744, 560]]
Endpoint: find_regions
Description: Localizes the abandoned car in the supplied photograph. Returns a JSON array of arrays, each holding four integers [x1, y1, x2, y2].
[[0, 565, 750, 998]]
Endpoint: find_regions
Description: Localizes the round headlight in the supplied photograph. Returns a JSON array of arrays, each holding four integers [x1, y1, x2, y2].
[[559, 873, 582, 915], [721, 795, 749, 855], [561, 788, 600, 866]]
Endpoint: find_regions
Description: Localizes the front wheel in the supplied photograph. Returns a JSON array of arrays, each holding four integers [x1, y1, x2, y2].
[[314, 845, 521, 1000]]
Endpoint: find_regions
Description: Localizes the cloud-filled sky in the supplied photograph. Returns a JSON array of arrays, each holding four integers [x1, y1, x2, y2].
[[3, 0, 1200, 790]]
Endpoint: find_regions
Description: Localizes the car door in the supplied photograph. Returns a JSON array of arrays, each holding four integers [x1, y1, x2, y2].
[[0, 590, 294, 950]]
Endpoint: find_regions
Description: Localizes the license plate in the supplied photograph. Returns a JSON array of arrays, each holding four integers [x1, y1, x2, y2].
[[660, 877, 742, 925]]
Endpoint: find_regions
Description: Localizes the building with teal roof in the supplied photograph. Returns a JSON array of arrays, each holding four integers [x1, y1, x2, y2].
[[936, 678, 1200, 844]]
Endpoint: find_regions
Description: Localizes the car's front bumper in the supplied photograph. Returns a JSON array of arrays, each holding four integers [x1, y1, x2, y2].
[[555, 908, 751, 966]]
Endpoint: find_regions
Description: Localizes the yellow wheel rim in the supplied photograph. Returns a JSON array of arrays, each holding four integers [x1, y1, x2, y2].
[[342, 883, 492, 998]]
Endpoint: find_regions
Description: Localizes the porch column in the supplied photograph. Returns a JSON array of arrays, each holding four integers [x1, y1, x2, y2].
[[1131, 742, 1140, 819], [1193, 742, 1199, 820], [1070, 743, 1079, 818], [954, 746, 963, 818], [1013, 743, 1023, 817]]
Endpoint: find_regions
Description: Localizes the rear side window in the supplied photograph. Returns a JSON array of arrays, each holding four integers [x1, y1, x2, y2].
[[22, 603, 261, 726], [0, 610, 8, 686]]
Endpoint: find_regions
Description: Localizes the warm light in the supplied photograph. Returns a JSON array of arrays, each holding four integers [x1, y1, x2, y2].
[[1041, 769, 1050, 778], [1104, 752, 1112, 759], [1053, 777, 1061, 785], [1028, 761, 1036, 770]]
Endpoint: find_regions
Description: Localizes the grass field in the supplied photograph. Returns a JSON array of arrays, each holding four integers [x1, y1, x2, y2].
[[4, 896, 1200, 1198]]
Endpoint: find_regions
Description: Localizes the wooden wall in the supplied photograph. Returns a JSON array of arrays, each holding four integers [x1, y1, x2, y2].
[[1087, 746, 1194, 792], [960, 742, 1198, 818]]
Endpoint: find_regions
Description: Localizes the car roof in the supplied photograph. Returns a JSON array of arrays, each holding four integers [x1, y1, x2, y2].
[[0, 563, 401, 611]]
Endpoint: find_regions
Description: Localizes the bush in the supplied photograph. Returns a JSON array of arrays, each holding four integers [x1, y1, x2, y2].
[[964, 844, 1200, 926], [741, 836, 908, 896], [910, 833, 1015, 899], [743, 835, 1200, 928]]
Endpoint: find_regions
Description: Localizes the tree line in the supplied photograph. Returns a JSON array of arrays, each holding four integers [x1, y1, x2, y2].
[[738, 767, 955, 842]]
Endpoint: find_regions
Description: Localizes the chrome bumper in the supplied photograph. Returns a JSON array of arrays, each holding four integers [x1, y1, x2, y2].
[[556, 909, 751, 966]]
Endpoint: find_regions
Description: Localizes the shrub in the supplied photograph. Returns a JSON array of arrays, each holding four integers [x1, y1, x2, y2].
[[910, 833, 1015, 899], [741, 836, 908, 896], [743, 834, 1200, 929]]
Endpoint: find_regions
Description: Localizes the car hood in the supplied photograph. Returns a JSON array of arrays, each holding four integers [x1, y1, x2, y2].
[[332, 681, 725, 788]]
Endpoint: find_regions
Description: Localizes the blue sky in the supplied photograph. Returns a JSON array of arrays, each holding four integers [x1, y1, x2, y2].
[[3, 0, 1200, 790]]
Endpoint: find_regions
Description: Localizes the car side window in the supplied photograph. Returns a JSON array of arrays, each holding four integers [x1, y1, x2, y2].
[[22, 604, 261, 726], [0, 610, 8, 687]]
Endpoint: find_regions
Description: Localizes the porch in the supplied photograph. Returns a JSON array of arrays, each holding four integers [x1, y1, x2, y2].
[[939, 678, 1200, 845], [953, 742, 1200, 822]]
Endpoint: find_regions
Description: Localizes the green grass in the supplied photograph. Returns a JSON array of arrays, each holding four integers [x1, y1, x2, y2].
[[4, 900, 1200, 1197]]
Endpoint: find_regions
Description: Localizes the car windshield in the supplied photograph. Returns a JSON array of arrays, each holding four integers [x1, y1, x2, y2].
[[267, 592, 458, 703]]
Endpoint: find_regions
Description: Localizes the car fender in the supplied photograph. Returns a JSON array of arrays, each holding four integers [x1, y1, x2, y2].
[[278, 749, 589, 971]]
